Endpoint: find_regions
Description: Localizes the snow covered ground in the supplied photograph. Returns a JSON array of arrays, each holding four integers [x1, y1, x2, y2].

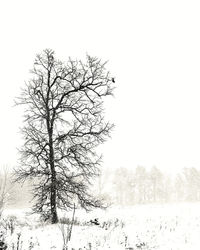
[[1, 203, 200, 249]]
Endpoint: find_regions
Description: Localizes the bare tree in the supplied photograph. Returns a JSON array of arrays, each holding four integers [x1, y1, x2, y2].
[[149, 166, 163, 202], [15, 49, 114, 223], [0, 167, 11, 216]]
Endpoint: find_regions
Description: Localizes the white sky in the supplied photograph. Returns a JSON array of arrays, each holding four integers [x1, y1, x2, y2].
[[0, 0, 200, 174]]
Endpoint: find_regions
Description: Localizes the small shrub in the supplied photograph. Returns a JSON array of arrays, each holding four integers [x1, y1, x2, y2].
[[0, 231, 7, 250]]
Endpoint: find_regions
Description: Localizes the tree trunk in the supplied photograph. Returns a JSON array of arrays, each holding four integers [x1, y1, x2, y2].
[[50, 173, 58, 223], [49, 127, 58, 224]]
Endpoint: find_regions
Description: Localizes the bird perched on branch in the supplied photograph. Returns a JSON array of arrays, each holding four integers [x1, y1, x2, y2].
[[49, 55, 54, 61]]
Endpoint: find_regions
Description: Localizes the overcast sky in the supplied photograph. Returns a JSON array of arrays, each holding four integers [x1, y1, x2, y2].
[[0, 0, 200, 173]]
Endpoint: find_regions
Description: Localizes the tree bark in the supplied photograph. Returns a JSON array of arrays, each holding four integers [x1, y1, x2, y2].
[[49, 128, 58, 223], [47, 66, 58, 224], [50, 173, 58, 223]]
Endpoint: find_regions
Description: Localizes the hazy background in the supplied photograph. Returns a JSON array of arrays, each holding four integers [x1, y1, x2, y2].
[[1, 0, 200, 175]]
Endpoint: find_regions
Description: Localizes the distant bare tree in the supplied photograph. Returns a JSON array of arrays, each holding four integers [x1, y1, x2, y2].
[[183, 167, 200, 201], [174, 173, 185, 202], [15, 49, 114, 223], [149, 166, 163, 202], [112, 167, 135, 205], [0, 168, 11, 216], [134, 166, 148, 203]]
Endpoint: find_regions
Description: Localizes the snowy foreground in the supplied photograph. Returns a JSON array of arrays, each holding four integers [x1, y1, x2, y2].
[[1, 203, 200, 249]]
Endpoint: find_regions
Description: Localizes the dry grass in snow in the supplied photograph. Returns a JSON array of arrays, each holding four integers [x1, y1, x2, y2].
[[0, 203, 200, 249]]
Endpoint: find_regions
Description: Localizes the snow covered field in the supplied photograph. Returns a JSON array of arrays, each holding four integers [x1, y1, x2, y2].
[[1, 203, 200, 249]]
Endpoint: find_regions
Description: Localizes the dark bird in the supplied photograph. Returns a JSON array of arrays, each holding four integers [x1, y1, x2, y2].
[[111, 77, 115, 83], [49, 55, 54, 62]]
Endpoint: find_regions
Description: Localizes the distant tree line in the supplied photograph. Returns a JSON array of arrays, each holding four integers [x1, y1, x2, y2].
[[2, 166, 200, 209], [97, 166, 200, 205]]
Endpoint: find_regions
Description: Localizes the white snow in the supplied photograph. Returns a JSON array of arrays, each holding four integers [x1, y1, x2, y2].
[[1, 203, 200, 249]]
